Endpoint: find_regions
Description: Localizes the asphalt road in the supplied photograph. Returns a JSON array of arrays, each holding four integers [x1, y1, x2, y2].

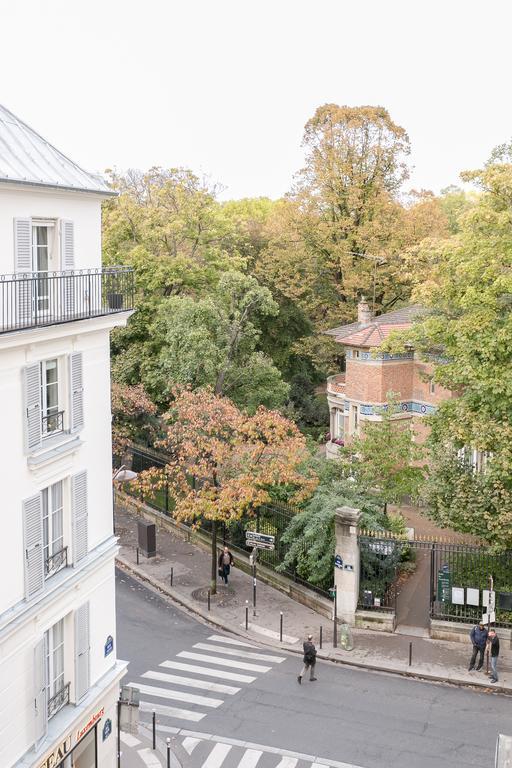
[[116, 569, 512, 768]]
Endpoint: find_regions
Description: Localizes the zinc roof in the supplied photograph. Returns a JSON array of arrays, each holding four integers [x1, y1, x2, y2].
[[0, 103, 114, 195]]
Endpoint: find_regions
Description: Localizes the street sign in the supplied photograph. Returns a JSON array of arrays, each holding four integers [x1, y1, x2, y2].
[[437, 564, 451, 602], [245, 531, 275, 550], [334, 554, 343, 569]]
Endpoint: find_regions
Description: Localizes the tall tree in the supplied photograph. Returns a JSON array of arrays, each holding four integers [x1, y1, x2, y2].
[[138, 271, 289, 411], [383, 159, 512, 546], [137, 388, 316, 592]]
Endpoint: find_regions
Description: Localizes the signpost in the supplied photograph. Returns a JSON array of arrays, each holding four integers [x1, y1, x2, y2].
[[245, 531, 275, 617]]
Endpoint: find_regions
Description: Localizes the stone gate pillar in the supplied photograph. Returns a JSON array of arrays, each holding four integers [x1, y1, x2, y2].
[[334, 505, 361, 625]]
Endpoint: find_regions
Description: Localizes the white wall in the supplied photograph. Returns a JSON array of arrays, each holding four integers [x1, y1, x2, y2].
[[0, 557, 118, 767], [0, 185, 103, 275]]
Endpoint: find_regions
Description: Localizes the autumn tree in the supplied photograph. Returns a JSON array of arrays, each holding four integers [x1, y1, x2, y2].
[[138, 388, 317, 592]]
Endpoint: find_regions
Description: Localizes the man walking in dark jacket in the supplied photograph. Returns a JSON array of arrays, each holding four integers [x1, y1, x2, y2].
[[468, 621, 488, 671], [298, 635, 317, 684], [487, 628, 500, 683]]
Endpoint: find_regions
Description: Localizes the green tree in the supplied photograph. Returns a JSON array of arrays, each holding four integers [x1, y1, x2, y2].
[[139, 271, 289, 411], [383, 159, 512, 545], [340, 393, 426, 513]]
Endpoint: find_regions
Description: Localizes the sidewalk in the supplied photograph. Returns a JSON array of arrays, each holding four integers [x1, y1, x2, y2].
[[115, 504, 512, 695]]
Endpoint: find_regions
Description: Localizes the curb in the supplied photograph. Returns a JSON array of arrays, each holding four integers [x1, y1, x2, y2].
[[116, 555, 512, 697]]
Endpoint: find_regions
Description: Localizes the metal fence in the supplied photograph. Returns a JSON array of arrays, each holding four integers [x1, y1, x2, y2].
[[119, 444, 331, 599], [0, 266, 134, 333], [359, 532, 512, 627]]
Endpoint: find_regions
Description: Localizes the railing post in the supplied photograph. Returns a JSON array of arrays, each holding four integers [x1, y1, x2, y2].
[[152, 710, 156, 749]]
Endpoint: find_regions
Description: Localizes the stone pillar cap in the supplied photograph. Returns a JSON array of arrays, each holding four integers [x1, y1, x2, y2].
[[335, 506, 361, 525]]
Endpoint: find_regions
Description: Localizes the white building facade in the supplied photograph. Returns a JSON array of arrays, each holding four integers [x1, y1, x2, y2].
[[0, 105, 133, 768]]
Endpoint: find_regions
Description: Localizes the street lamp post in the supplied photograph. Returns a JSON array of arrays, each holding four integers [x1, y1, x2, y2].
[[112, 465, 138, 535]]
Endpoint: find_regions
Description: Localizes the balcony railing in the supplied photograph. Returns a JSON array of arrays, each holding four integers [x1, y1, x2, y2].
[[42, 410, 65, 436], [48, 682, 70, 719], [0, 266, 134, 334], [327, 373, 346, 396], [45, 545, 68, 577]]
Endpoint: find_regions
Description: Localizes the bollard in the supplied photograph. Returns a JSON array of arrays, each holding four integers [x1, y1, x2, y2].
[[408, 641, 413, 667], [170, 567, 173, 587], [152, 710, 156, 750], [136, 547, 139, 565], [319, 625, 323, 649], [207, 589, 211, 611], [279, 612, 283, 642], [166, 738, 171, 768], [245, 601, 249, 630]]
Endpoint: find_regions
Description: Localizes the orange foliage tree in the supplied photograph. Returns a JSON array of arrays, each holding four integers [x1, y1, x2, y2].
[[137, 387, 317, 592]]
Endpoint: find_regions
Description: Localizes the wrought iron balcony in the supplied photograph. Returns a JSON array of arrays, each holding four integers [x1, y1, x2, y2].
[[0, 266, 134, 334], [45, 545, 68, 577], [48, 682, 70, 719], [42, 410, 65, 436]]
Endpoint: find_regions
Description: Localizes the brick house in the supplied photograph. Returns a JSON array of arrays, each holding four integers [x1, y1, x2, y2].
[[325, 298, 452, 459]]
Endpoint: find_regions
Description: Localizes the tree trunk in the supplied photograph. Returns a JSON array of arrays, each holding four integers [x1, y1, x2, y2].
[[383, 500, 388, 517], [211, 520, 218, 595]]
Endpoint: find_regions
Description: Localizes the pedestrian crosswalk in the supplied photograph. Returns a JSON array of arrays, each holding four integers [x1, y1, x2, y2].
[[127, 633, 286, 728]]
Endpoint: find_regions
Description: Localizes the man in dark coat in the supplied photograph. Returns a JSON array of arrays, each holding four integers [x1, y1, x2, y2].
[[468, 621, 488, 671], [487, 628, 500, 683], [218, 546, 234, 585], [298, 634, 317, 684]]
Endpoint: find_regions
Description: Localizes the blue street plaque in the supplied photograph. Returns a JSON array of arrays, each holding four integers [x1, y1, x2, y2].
[[104, 635, 114, 657], [334, 554, 343, 569], [102, 719, 112, 741]]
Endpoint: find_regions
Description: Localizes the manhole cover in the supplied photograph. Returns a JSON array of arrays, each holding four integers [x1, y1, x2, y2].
[[191, 585, 237, 606]]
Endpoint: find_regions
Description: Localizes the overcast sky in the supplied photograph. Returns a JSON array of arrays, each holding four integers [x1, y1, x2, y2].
[[2, 0, 511, 200]]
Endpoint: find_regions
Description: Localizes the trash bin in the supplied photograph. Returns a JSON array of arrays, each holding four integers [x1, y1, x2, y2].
[[137, 520, 156, 558]]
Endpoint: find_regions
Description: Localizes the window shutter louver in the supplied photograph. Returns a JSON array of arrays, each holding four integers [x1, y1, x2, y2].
[[23, 363, 42, 453], [23, 493, 44, 599], [74, 602, 90, 702], [71, 470, 88, 564], [14, 218, 32, 324], [34, 636, 48, 744], [61, 220, 75, 314], [69, 352, 84, 433]]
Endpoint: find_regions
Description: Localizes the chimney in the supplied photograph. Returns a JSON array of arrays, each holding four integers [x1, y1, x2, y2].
[[357, 296, 373, 324]]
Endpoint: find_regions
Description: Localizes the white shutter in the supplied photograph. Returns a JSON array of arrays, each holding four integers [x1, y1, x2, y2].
[[60, 220, 75, 269], [34, 636, 48, 745], [14, 218, 33, 324], [23, 493, 44, 599], [74, 602, 90, 702], [61, 220, 75, 315], [71, 470, 88, 564], [69, 352, 84, 433], [23, 363, 42, 453]]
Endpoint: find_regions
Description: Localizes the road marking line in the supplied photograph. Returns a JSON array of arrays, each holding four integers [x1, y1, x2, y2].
[[275, 758, 297, 768], [178, 651, 271, 673], [237, 748, 263, 768], [193, 643, 286, 663], [129, 682, 223, 707], [176, 731, 366, 767], [140, 701, 205, 722], [201, 742, 232, 768], [120, 732, 141, 747], [207, 635, 258, 648], [183, 737, 201, 755], [242, 623, 299, 644], [138, 748, 163, 767], [143, 671, 240, 695], [161, 660, 256, 683]]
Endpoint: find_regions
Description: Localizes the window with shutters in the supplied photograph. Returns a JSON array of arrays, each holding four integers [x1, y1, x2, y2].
[[40, 358, 64, 437], [42, 481, 68, 578], [45, 618, 70, 719]]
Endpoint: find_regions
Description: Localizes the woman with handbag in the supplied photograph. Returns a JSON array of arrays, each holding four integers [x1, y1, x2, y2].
[[218, 545, 234, 585]]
